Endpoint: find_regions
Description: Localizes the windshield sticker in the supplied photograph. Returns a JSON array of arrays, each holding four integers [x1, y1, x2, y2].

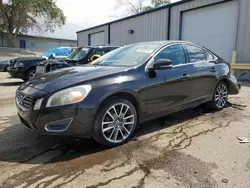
[[81, 48, 89, 51], [136, 49, 153, 53]]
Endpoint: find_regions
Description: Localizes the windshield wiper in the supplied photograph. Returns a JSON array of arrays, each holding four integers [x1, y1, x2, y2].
[[65, 59, 78, 63]]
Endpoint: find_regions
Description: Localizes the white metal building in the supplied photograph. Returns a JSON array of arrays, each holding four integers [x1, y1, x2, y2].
[[0, 33, 77, 51], [77, 0, 250, 79]]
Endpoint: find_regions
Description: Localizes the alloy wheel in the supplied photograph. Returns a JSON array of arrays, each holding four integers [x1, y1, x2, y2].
[[29, 70, 36, 80], [101, 103, 135, 144], [215, 84, 228, 108]]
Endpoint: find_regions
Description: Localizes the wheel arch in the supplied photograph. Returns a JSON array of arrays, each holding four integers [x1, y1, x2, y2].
[[24, 66, 36, 81], [25, 66, 36, 74], [95, 91, 141, 125], [216, 76, 230, 89]]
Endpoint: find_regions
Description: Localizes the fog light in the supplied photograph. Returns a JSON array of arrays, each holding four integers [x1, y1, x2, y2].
[[44, 118, 73, 133]]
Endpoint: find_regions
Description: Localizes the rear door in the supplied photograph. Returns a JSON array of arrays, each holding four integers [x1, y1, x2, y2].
[[184, 44, 218, 100]]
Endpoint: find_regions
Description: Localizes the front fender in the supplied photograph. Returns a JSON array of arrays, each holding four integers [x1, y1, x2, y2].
[[80, 70, 147, 122]]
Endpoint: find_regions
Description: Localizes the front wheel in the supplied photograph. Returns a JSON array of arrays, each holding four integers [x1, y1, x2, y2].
[[93, 98, 137, 146], [5, 65, 10, 72], [209, 81, 228, 110], [26, 68, 36, 81]]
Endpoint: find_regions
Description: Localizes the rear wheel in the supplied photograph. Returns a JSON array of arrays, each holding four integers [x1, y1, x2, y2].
[[208, 81, 228, 110], [93, 98, 137, 146]]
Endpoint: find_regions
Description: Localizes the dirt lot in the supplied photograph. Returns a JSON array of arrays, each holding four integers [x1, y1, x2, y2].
[[0, 72, 250, 188]]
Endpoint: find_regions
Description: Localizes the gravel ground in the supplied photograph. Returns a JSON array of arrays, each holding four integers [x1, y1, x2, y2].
[[0, 72, 250, 188]]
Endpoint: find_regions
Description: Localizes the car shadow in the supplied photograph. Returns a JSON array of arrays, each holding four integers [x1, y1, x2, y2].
[[0, 81, 23, 86], [0, 103, 231, 166]]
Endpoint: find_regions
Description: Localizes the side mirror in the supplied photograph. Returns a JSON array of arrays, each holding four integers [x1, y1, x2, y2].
[[152, 59, 172, 70]]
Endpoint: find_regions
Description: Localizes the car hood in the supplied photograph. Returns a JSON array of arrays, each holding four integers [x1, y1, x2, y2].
[[21, 65, 129, 92], [38, 59, 65, 66], [15, 56, 46, 62]]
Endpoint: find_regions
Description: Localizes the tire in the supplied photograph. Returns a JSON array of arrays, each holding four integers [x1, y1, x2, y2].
[[93, 98, 138, 146], [4, 65, 9, 72], [26, 68, 36, 81], [208, 81, 228, 110]]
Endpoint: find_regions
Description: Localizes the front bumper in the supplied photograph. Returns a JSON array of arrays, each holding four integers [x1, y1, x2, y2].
[[228, 74, 241, 95], [16, 87, 95, 138], [0, 65, 6, 71], [8, 67, 25, 79]]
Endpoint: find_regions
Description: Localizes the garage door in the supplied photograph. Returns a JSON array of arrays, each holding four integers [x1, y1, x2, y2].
[[181, 1, 238, 62], [90, 31, 105, 46]]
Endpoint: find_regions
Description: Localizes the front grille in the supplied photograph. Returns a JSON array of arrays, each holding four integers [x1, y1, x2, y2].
[[16, 92, 33, 111]]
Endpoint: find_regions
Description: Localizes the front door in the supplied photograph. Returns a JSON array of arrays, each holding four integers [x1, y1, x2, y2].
[[146, 44, 194, 119]]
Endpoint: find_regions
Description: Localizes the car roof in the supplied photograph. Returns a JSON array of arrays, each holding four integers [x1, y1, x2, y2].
[[79, 41, 202, 51], [86, 46, 119, 48], [130, 40, 195, 45], [57, 47, 77, 49]]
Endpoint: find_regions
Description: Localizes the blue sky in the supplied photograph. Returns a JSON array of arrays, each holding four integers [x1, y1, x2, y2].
[[32, 0, 179, 40]]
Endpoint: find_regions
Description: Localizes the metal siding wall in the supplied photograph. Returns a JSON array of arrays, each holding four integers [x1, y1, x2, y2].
[[236, 0, 250, 64], [235, 0, 250, 80], [90, 31, 105, 45], [110, 8, 168, 45], [77, 32, 88, 46], [77, 25, 109, 46], [170, 0, 226, 40], [14, 36, 77, 51]]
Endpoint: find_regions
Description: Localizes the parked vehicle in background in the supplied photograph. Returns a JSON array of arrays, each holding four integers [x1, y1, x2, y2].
[[16, 41, 240, 146], [8, 47, 76, 81], [0, 61, 10, 72], [35, 45, 119, 77]]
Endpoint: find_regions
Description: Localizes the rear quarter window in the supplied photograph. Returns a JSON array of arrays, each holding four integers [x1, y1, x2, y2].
[[204, 51, 215, 60], [185, 44, 206, 63]]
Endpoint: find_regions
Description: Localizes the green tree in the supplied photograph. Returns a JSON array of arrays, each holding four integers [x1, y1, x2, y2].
[[0, 0, 66, 47], [152, 0, 171, 7], [126, 0, 145, 14]]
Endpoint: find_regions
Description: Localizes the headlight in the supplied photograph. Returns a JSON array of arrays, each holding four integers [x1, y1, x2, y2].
[[46, 85, 91, 107], [14, 61, 24, 68]]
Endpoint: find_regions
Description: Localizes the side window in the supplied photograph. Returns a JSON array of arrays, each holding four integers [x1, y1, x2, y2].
[[154, 44, 186, 66], [204, 51, 214, 60], [185, 45, 206, 63], [94, 49, 106, 55]]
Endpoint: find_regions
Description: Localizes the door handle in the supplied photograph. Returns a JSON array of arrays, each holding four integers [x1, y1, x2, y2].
[[180, 74, 190, 80], [210, 67, 217, 72]]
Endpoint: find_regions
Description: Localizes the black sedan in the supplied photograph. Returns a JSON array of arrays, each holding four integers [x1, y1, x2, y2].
[[16, 41, 240, 146], [8, 47, 75, 81], [0, 60, 10, 72]]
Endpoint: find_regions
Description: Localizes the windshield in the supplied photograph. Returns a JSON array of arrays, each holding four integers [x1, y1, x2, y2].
[[67, 47, 90, 61], [91, 43, 160, 67], [40, 48, 71, 58]]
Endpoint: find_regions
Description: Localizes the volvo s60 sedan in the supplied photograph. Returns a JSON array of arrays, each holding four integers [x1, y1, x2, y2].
[[16, 41, 240, 146]]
